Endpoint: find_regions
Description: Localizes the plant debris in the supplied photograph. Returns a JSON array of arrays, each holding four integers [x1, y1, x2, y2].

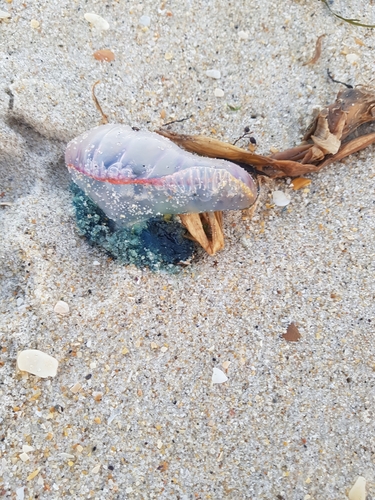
[[321, 0, 375, 28], [303, 34, 325, 66]]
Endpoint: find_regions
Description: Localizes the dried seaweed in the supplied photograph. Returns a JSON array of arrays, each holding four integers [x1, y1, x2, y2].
[[303, 34, 325, 66], [158, 87, 375, 254], [321, 0, 375, 28]]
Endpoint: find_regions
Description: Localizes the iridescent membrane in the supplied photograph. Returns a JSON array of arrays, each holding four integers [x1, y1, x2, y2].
[[65, 123, 258, 227]]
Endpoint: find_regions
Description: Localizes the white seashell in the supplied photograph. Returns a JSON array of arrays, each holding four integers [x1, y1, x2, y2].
[[84, 13, 109, 30], [0, 10, 11, 19], [272, 190, 290, 207], [348, 477, 367, 500], [214, 88, 224, 97], [139, 15, 150, 26], [206, 69, 221, 79], [54, 300, 70, 315], [17, 349, 59, 378], [212, 367, 228, 384]]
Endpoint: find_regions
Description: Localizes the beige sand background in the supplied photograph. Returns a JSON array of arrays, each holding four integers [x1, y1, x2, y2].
[[1, 1, 375, 498]]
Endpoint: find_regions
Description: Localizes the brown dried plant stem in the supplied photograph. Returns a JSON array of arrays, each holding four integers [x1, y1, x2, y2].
[[159, 87, 375, 255]]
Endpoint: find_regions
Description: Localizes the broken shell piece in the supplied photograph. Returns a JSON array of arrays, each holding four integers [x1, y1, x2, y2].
[[0, 10, 11, 19], [272, 190, 290, 207], [54, 300, 69, 315], [84, 13, 109, 30], [17, 349, 59, 378], [348, 477, 367, 500], [212, 367, 228, 384]]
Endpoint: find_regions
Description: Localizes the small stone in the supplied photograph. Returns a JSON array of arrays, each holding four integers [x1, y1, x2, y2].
[[212, 367, 228, 384], [76, 445, 83, 453], [157, 439, 163, 449], [92, 260, 100, 266], [93, 49, 115, 62], [206, 69, 221, 79], [121, 347, 129, 355], [238, 30, 249, 40], [70, 382, 82, 394], [19, 453, 30, 462], [30, 19, 40, 28], [91, 464, 101, 474], [84, 13, 109, 30], [214, 88, 224, 97], [348, 477, 366, 500], [0, 10, 11, 19], [54, 300, 69, 315], [346, 53, 359, 64], [222, 361, 231, 370], [17, 350, 59, 378], [139, 15, 150, 26], [164, 52, 173, 60], [160, 346, 168, 353], [272, 190, 290, 207], [151, 342, 158, 349]]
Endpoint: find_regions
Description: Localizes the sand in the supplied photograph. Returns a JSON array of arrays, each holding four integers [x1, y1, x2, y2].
[[1, 1, 375, 498]]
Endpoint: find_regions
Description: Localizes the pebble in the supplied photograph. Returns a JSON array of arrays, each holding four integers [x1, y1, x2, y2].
[[30, 19, 40, 29], [348, 477, 367, 500], [54, 300, 69, 315], [238, 30, 249, 40], [212, 367, 228, 384], [272, 190, 291, 207], [214, 88, 224, 97], [91, 464, 101, 474], [206, 69, 221, 79], [139, 15, 151, 26], [84, 13, 109, 30], [17, 349, 59, 378], [19, 453, 30, 462]]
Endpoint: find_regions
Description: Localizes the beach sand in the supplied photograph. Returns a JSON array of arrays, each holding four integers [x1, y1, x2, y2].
[[1, 1, 375, 498]]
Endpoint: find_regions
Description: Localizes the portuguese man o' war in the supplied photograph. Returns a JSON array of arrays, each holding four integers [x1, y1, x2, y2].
[[65, 123, 258, 228]]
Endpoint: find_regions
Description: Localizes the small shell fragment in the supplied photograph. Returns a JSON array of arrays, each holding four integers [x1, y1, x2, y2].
[[93, 49, 115, 62], [214, 88, 224, 97], [206, 69, 221, 79], [272, 190, 290, 207], [0, 10, 11, 19], [139, 15, 151, 26], [19, 452, 30, 462], [291, 177, 311, 190], [212, 367, 228, 384], [348, 477, 367, 500], [84, 13, 109, 30], [30, 19, 40, 29], [17, 349, 59, 378], [54, 300, 69, 315]]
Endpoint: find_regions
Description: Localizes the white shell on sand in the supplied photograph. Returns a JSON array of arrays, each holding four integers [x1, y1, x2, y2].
[[212, 367, 228, 384], [84, 13, 109, 30], [206, 69, 221, 79], [348, 477, 367, 500], [17, 349, 59, 378], [54, 300, 70, 315], [272, 190, 291, 207]]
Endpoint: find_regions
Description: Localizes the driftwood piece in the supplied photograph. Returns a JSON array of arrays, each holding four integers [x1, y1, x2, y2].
[[157, 87, 375, 255]]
